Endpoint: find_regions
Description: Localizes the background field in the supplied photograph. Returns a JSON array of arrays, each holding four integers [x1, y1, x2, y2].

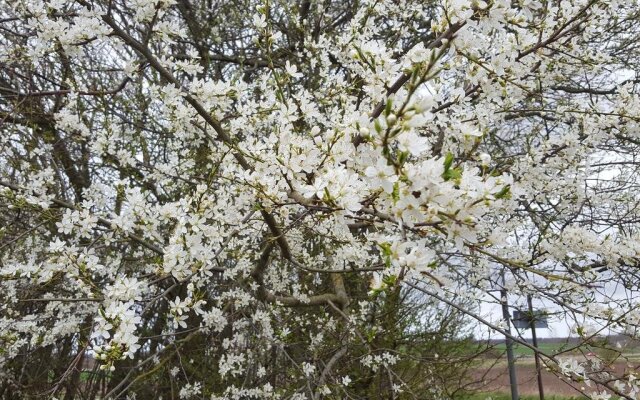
[[465, 335, 640, 399]]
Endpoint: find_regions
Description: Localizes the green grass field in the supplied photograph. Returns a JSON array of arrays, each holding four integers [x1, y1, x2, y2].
[[491, 342, 572, 357]]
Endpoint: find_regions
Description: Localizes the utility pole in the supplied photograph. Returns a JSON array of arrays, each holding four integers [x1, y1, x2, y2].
[[528, 295, 545, 400], [501, 271, 519, 400]]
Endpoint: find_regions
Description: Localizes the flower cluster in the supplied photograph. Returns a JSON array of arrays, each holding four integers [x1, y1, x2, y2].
[[1, 0, 640, 397]]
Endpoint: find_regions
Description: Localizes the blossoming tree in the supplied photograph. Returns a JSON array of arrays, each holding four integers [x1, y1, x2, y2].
[[1, 0, 640, 398]]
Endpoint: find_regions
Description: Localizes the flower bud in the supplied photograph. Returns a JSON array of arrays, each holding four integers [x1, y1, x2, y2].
[[479, 153, 491, 166]]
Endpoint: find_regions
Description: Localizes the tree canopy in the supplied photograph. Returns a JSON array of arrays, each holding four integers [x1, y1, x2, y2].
[[1, 0, 640, 398]]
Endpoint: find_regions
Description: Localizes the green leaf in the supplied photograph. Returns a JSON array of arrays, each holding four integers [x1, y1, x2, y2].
[[443, 152, 454, 173], [442, 166, 462, 182], [323, 187, 332, 203], [384, 98, 393, 117], [374, 118, 383, 134], [392, 181, 400, 204], [382, 274, 397, 286], [378, 242, 392, 268], [494, 185, 511, 199], [397, 150, 409, 166]]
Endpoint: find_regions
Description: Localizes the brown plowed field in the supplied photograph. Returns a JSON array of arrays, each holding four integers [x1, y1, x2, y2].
[[469, 359, 640, 397]]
